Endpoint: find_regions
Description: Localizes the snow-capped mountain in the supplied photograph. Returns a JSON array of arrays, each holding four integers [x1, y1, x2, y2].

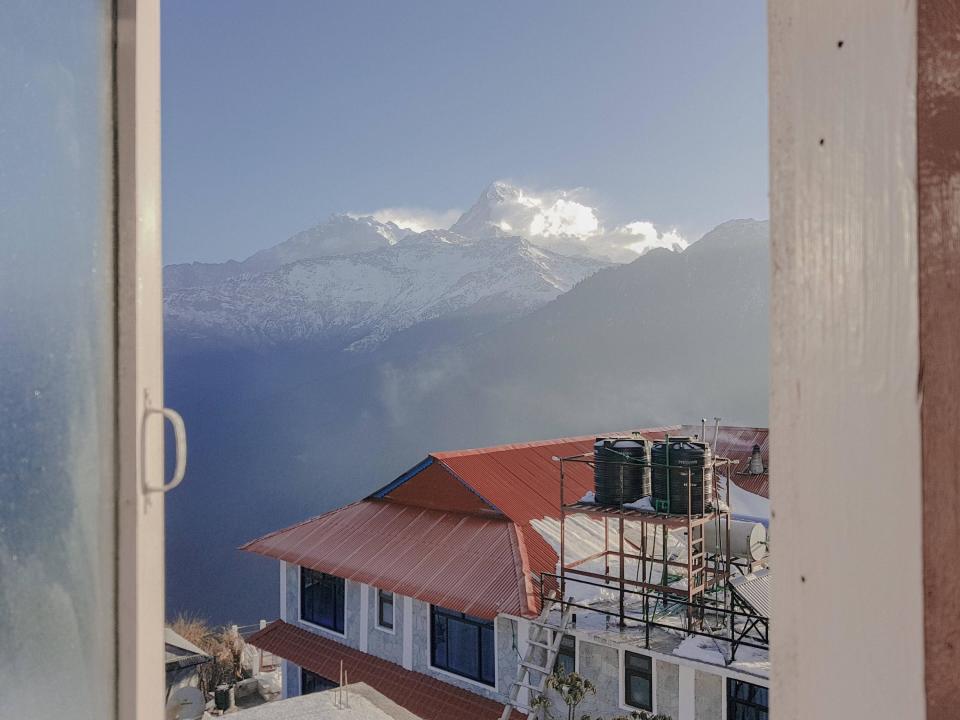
[[164, 214, 411, 291], [164, 228, 606, 350], [451, 181, 688, 262]]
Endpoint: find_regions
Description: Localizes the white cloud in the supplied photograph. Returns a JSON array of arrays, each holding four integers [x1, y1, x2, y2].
[[528, 198, 601, 238], [360, 207, 462, 233], [616, 220, 689, 256], [470, 181, 687, 263]]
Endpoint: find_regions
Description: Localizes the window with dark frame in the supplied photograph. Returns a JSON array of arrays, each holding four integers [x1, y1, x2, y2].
[[430, 605, 495, 686], [300, 568, 345, 633], [554, 634, 576, 675], [301, 668, 337, 695], [377, 589, 394, 630], [727, 678, 769, 720], [623, 651, 653, 711]]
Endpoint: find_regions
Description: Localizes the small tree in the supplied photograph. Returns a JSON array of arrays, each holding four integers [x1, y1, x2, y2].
[[529, 669, 672, 720], [530, 669, 595, 720]]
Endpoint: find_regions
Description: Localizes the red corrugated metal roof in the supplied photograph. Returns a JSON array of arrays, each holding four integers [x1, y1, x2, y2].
[[427, 428, 680, 525], [243, 425, 769, 621], [241, 499, 549, 618], [248, 621, 524, 720], [682, 425, 770, 498]]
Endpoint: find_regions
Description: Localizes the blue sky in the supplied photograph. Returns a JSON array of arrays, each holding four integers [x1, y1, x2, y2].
[[162, 1, 767, 265]]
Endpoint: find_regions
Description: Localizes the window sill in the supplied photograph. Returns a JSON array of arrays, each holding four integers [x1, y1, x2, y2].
[[427, 663, 496, 692], [298, 617, 347, 639]]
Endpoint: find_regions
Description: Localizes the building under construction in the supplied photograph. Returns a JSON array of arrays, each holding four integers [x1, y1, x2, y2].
[[243, 424, 771, 720]]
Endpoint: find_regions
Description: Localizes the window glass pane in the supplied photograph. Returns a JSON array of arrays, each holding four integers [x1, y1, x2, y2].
[[0, 2, 115, 719], [447, 618, 480, 677], [480, 623, 495, 683], [628, 676, 652, 708], [555, 635, 576, 675], [728, 679, 769, 720], [430, 606, 494, 685], [301, 570, 344, 631], [301, 669, 336, 695], [379, 591, 394, 628]]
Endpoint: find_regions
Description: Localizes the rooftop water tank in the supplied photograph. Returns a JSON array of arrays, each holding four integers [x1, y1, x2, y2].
[[593, 437, 651, 505], [651, 437, 713, 514], [704, 520, 767, 561]]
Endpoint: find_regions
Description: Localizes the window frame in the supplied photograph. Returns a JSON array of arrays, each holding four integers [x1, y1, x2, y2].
[[115, 0, 165, 718], [298, 567, 346, 636], [376, 589, 395, 633], [553, 633, 577, 675], [620, 650, 654, 713], [301, 668, 336, 695], [727, 678, 769, 720], [428, 605, 497, 688]]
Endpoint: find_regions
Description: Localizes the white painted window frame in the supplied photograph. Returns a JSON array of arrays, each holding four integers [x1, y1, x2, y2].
[[375, 588, 398, 635], [296, 565, 348, 639], [115, 0, 165, 719]]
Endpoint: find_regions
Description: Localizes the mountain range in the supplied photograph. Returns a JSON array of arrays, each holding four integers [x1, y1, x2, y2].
[[163, 182, 769, 624]]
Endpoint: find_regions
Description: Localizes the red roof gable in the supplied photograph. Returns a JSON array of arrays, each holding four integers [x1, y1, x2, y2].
[[418, 428, 679, 525], [248, 621, 524, 720], [241, 500, 551, 618]]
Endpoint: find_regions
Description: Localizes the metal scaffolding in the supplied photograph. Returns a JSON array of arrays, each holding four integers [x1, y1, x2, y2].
[[547, 433, 768, 662]]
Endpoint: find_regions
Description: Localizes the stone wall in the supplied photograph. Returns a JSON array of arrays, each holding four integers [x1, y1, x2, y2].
[[285, 563, 361, 649], [410, 598, 516, 703], [573, 639, 621, 718], [694, 670, 723, 720], [365, 587, 404, 665], [655, 659, 680, 719]]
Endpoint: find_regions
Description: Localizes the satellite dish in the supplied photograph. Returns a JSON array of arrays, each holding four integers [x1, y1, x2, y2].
[[166, 686, 206, 720]]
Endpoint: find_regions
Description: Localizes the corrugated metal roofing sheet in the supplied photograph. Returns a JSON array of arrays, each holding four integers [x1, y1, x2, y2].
[[248, 621, 524, 720], [683, 425, 770, 498], [428, 428, 680, 525], [241, 500, 546, 618], [730, 569, 771, 618], [244, 425, 769, 622]]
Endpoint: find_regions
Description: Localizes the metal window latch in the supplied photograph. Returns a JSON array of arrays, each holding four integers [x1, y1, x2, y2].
[[143, 392, 188, 493]]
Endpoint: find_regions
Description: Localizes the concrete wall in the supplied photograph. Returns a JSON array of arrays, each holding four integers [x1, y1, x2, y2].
[[287, 568, 518, 703], [285, 563, 362, 649], [366, 587, 404, 665], [574, 640, 621, 718], [694, 670, 723, 720], [655, 659, 680, 719], [282, 566, 742, 717], [409, 597, 517, 703]]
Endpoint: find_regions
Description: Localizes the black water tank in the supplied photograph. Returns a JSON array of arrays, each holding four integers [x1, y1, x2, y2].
[[593, 437, 651, 505], [651, 437, 713, 514]]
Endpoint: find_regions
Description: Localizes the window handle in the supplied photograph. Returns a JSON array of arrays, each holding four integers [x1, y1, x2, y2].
[[143, 397, 188, 493]]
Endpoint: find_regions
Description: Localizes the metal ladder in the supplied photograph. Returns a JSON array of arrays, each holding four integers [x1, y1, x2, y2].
[[498, 595, 574, 720]]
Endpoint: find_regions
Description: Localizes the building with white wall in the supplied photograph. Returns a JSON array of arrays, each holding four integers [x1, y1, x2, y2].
[[244, 426, 770, 720]]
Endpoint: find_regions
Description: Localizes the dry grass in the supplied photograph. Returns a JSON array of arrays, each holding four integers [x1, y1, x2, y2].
[[169, 613, 246, 693]]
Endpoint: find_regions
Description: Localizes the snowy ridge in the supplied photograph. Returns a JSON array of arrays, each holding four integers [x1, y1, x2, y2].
[[164, 230, 606, 349], [164, 214, 411, 291]]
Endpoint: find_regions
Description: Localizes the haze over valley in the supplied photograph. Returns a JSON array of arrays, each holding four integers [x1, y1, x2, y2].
[[164, 182, 769, 624]]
